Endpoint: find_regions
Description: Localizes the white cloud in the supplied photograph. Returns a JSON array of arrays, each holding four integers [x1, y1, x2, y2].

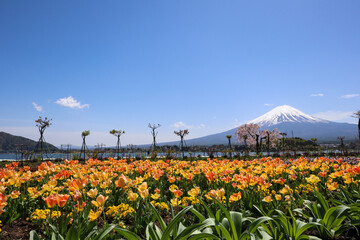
[[264, 103, 274, 106], [310, 93, 324, 97], [172, 121, 190, 128], [171, 121, 193, 128], [340, 94, 359, 99], [312, 111, 355, 123], [55, 96, 89, 109], [32, 102, 43, 112], [171, 121, 205, 129]]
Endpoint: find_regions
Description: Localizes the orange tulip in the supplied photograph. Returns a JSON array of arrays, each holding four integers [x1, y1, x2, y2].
[[69, 178, 88, 192], [167, 175, 176, 183], [138, 189, 149, 199], [205, 172, 216, 182], [173, 189, 183, 198], [221, 176, 232, 183], [115, 174, 128, 188], [91, 180, 99, 187], [229, 192, 242, 202], [76, 201, 86, 212], [263, 196, 272, 203], [206, 188, 225, 202], [72, 190, 82, 201], [10, 190, 20, 199], [43, 195, 57, 208], [61, 170, 72, 179], [91, 194, 108, 208], [0, 193, 8, 214], [188, 187, 200, 197], [57, 194, 70, 208]]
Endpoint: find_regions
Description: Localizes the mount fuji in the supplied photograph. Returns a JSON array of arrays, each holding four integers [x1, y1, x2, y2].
[[163, 105, 358, 146], [248, 105, 329, 127]]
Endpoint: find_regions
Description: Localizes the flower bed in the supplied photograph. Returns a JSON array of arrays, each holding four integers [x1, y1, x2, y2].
[[0, 157, 359, 239]]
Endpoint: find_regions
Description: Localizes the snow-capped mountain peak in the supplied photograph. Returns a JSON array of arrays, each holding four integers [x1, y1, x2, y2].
[[248, 105, 329, 127]]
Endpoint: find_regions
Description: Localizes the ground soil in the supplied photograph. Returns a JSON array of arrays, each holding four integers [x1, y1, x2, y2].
[[1, 219, 38, 240]]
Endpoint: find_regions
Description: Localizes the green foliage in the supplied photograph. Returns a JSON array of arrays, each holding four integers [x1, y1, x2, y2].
[[146, 203, 205, 240], [196, 197, 273, 240], [82, 130, 90, 137], [295, 191, 358, 239]]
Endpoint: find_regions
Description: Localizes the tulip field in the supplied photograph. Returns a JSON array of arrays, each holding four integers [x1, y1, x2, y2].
[[0, 157, 360, 239]]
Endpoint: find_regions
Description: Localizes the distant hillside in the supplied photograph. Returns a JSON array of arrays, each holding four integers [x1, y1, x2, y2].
[[0, 131, 58, 152], [269, 122, 358, 142], [158, 105, 358, 146]]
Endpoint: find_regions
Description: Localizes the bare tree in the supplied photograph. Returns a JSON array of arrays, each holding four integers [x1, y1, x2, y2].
[[279, 132, 287, 154], [263, 129, 280, 156], [174, 129, 189, 158], [242, 134, 249, 159], [337, 136, 345, 155], [127, 144, 136, 159], [81, 130, 90, 160], [34, 117, 52, 160], [110, 129, 125, 159], [148, 123, 161, 152], [94, 143, 106, 159], [61, 144, 72, 160], [311, 138, 318, 154]]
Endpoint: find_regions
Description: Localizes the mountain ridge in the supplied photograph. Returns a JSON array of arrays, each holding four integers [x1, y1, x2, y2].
[[248, 105, 329, 126], [0, 131, 58, 152], [160, 105, 357, 146]]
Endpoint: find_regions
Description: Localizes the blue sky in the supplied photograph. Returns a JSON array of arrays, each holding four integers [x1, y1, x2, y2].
[[1, 0, 359, 146]]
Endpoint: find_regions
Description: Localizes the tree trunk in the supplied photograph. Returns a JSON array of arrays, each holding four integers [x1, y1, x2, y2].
[[255, 135, 260, 154], [358, 118, 360, 145]]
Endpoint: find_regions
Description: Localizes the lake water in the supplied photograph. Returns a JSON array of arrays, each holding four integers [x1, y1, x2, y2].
[[0, 152, 225, 161], [0, 153, 66, 161]]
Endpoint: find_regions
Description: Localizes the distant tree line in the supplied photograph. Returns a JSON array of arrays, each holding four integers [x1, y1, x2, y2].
[[7, 111, 360, 160]]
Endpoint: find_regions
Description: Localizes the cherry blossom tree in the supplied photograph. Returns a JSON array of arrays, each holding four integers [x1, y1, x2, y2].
[[235, 124, 262, 154], [235, 123, 279, 155], [263, 128, 280, 155]]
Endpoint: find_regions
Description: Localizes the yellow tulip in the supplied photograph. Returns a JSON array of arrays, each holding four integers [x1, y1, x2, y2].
[[87, 188, 98, 198]]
